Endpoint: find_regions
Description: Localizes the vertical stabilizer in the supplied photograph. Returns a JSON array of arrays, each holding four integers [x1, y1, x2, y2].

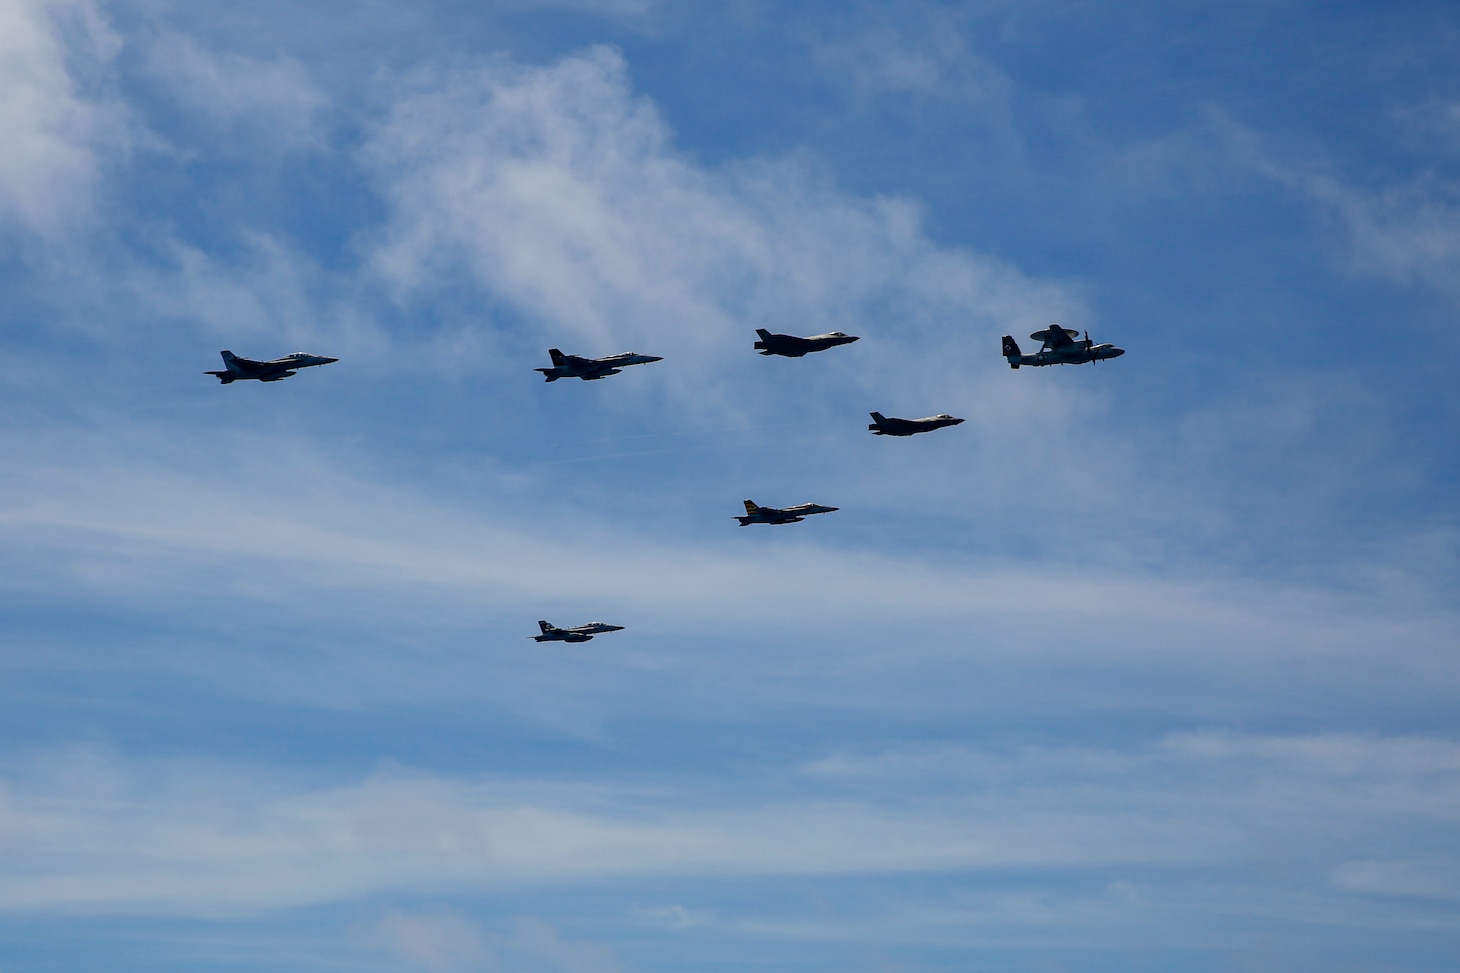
[[742, 500, 759, 515], [538, 620, 553, 634], [1001, 336, 1022, 368], [548, 348, 566, 365]]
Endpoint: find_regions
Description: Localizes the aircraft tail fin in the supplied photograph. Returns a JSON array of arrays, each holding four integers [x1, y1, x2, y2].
[[742, 500, 759, 515], [548, 348, 566, 365], [1001, 335, 1022, 368], [755, 329, 772, 340], [538, 620, 554, 634], [869, 412, 885, 423]]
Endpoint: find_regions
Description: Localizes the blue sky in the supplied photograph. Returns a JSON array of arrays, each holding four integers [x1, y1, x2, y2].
[[2, 1, 1459, 970]]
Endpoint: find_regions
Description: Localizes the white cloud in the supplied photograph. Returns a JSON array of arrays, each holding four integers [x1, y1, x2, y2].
[[363, 47, 1077, 407], [1115, 108, 1460, 302], [124, 230, 385, 351], [1, 732, 1458, 921], [0, 0, 130, 240], [356, 908, 496, 973], [1329, 859, 1460, 901], [138, 30, 328, 152], [1303, 173, 1460, 298], [809, 8, 1012, 108]]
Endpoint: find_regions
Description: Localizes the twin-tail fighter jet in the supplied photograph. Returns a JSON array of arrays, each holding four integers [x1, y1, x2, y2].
[[868, 412, 965, 436], [753, 329, 860, 358], [536, 348, 663, 382], [735, 499, 838, 526], [206, 350, 338, 383], [531, 620, 625, 643], [1002, 327, 1124, 368]]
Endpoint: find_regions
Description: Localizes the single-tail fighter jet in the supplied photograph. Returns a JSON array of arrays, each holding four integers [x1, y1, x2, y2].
[[536, 348, 663, 382], [1002, 327, 1124, 368], [735, 499, 838, 526], [868, 412, 965, 436], [531, 620, 625, 643], [753, 329, 860, 357], [206, 350, 338, 383]]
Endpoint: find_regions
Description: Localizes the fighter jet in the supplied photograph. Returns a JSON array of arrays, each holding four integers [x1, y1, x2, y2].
[[531, 620, 625, 643], [536, 348, 663, 382], [1002, 327, 1124, 368], [868, 412, 965, 436], [753, 329, 860, 357], [206, 349, 338, 383], [735, 499, 838, 526]]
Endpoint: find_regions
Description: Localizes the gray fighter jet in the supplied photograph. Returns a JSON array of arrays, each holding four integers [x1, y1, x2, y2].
[[753, 329, 860, 357], [735, 499, 839, 526], [206, 349, 338, 383], [531, 620, 625, 643], [868, 411, 965, 436], [536, 348, 663, 382], [1002, 327, 1124, 368]]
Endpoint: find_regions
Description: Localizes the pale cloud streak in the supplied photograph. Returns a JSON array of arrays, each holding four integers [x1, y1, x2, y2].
[[1, 731, 1457, 921], [0, 0, 130, 241], [363, 47, 1078, 408], [138, 30, 329, 152]]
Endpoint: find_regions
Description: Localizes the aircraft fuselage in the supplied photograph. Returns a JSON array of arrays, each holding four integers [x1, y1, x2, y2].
[[735, 500, 839, 526], [754, 330, 860, 357], [1002, 332, 1124, 369], [868, 413, 965, 436], [532, 621, 625, 642], [207, 350, 338, 383], [537, 349, 663, 382]]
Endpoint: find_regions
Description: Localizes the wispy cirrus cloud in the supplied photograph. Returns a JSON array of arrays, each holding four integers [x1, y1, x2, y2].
[[0, 0, 132, 242], [2, 731, 1458, 924], [137, 30, 329, 153], [362, 47, 1078, 400]]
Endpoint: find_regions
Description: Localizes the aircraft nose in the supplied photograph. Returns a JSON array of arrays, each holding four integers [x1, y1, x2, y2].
[[320, 356, 339, 364], [949, 417, 965, 424], [645, 355, 664, 362], [1110, 348, 1125, 357]]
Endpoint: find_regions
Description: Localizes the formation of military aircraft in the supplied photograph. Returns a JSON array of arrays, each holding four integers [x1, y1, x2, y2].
[[867, 411, 964, 436], [206, 350, 338, 383], [734, 499, 838, 526], [531, 620, 625, 642], [1002, 326, 1124, 368], [211, 321, 1122, 642], [753, 329, 860, 357], [536, 348, 664, 382]]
